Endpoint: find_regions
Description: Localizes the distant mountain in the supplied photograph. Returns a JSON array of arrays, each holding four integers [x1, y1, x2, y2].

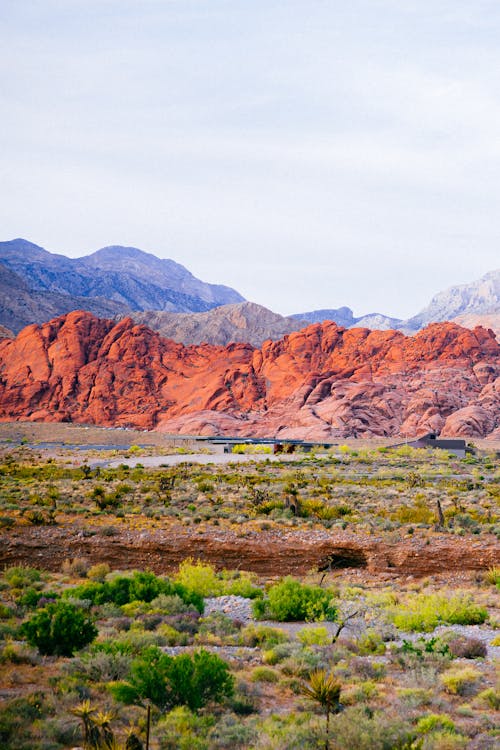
[[0, 239, 244, 332], [293, 269, 500, 336], [406, 269, 500, 331], [0, 261, 128, 334], [293, 306, 402, 331], [132, 302, 310, 347], [290, 306, 358, 327]]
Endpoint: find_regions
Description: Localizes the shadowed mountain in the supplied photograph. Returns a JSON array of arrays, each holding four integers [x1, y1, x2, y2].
[[0, 261, 128, 334], [0, 239, 244, 331]]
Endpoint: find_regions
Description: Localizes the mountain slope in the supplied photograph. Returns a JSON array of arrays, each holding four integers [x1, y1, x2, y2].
[[294, 269, 500, 336], [131, 302, 309, 347], [0, 262, 128, 334], [0, 311, 498, 439], [406, 269, 500, 331], [292, 306, 402, 330], [0, 239, 244, 320]]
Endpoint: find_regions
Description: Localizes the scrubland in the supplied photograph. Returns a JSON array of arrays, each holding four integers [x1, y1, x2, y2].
[[0, 429, 498, 749]]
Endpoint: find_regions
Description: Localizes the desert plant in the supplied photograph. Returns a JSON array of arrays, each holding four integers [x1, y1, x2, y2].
[[440, 666, 481, 695], [110, 646, 233, 711], [20, 600, 97, 656], [297, 625, 330, 646], [174, 559, 224, 597], [299, 669, 341, 750], [392, 592, 487, 632], [250, 666, 280, 683], [447, 636, 487, 659], [256, 577, 337, 622]]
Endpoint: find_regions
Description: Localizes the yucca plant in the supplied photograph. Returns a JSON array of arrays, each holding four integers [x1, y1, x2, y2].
[[300, 669, 342, 750]]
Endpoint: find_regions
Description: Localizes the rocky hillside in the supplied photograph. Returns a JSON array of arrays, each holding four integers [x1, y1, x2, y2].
[[407, 269, 500, 331], [295, 269, 500, 335], [0, 239, 244, 332], [0, 311, 498, 439], [132, 302, 309, 347], [291, 306, 400, 330], [0, 261, 128, 334]]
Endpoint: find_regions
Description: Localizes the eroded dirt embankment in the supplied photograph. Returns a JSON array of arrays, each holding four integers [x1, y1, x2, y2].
[[1, 525, 498, 578]]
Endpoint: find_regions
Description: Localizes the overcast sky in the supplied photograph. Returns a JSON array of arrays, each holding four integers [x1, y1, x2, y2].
[[1, 1, 499, 317]]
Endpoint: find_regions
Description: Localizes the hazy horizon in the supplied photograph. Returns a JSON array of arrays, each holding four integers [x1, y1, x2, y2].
[[2, 1, 500, 317]]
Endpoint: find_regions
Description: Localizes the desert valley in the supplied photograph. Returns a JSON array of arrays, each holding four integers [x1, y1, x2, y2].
[[0, 240, 498, 750]]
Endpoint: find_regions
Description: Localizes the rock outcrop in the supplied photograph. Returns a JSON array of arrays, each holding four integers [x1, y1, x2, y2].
[[0, 311, 498, 438]]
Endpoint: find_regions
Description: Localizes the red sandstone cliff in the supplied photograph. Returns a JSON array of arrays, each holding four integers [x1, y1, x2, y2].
[[0, 311, 498, 438]]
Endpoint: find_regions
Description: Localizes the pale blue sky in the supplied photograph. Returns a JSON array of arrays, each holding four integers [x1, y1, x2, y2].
[[1, 1, 499, 317]]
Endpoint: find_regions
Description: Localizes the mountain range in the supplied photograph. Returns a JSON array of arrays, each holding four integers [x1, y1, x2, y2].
[[0, 239, 499, 348], [0, 238, 243, 334], [0, 310, 498, 439]]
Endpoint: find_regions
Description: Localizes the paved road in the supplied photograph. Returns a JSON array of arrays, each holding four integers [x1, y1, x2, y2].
[[95, 452, 307, 468]]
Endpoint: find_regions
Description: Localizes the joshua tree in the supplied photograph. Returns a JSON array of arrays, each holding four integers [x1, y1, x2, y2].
[[300, 670, 342, 750]]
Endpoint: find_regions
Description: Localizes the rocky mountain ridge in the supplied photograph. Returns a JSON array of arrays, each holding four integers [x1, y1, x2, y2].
[[295, 269, 500, 335], [0, 239, 243, 332], [131, 303, 310, 347], [0, 311, 498, 439]]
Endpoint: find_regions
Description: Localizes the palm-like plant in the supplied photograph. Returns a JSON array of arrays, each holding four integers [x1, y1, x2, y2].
[[70, 700, 100, 749], [300, 670, 342, 750]]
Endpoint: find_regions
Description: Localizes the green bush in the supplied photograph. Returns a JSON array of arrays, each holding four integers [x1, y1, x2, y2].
[[20, 601, 97, 656], [65, 570, 203, 612], [440, 666, 481, 695], [156, 706, 214, 750], [356, 629, 386, 655], [3, 565, 41, 590], [250, 666, 280, 683], [240, 623, 288, 648], [255, 577, 337, 622], [392, 592, 487, 632], [296, 625, 330, 646], [110, 645, 234, 711], [175, 559, 223, 597], [416, 714, 456, 735], [174, 559, 261, 599]]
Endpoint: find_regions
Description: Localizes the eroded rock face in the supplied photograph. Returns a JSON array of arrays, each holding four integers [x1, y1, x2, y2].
[[0, 311, 498, 438]]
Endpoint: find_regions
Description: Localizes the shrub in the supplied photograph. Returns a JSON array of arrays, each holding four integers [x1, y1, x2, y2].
[[3, 565, 41, 590], [110, 646, 234, 711], [447, 636, 487, 659], [87, 563, 110, 582], [440, 666, 481, 695], [20, 601, 97, 656], [484, 566, 500, 586], [155, 706, 214, 750], [416, 714, 456, 735], [420, 732, 467, 749], [401, 636, 450, 658], [356, 629, 386, 655], [297, 625, 330, 646], [250, 666, 280, 683], [477, 687, 500, 710], [65, 570, 203, 612], [392, 592, 487, 632], [175, 559, 224, 597], [257, 577, 337, 622], [61, 557, 89, 577], [329, 705, 414, 750], [240, 623, 288, 648]]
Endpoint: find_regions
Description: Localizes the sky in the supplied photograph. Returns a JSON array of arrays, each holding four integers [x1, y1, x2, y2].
[[1, 1, 499, 318]]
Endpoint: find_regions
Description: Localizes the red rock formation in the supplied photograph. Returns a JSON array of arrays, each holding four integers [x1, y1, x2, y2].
[[0, 311, 498, 438]]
